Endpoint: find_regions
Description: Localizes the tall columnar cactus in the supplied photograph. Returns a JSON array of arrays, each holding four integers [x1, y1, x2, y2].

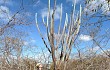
[[35, 0, 82, 70]]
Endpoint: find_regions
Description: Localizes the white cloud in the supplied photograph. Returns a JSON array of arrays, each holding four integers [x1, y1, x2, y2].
[[79, 34, 92, 41], [84, 46, 100, 57], [23, 41, 29, 45], [40, 5, 62, 20], [0, 6, 9, 15], [92, 47, 100, 51], [23, 39, 36, 46], [66, 0, 80, 4], [30, 39, 36, 43], [99, 49, 110, 57], [101, 49, 110, 54], [0, 6, 11, 22], [35, 51, 51, 63], [89, 46, 100, 52]]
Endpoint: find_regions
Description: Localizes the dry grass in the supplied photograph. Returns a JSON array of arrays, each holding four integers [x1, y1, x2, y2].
[[50, 56, 110, 70]]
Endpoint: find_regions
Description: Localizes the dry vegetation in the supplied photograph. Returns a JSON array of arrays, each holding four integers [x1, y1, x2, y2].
[[50, 55, 110, 70], [0, 0, 110, 70], [0, 55, 110, 70]]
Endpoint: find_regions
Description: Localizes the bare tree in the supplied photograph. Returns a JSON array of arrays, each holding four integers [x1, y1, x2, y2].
[[81, 0, 110, 57], [35, 0, 82, 70], [0, 0, 38, 70]]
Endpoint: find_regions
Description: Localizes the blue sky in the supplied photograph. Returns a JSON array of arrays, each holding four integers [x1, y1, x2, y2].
[[0, 0, 110, 60]]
